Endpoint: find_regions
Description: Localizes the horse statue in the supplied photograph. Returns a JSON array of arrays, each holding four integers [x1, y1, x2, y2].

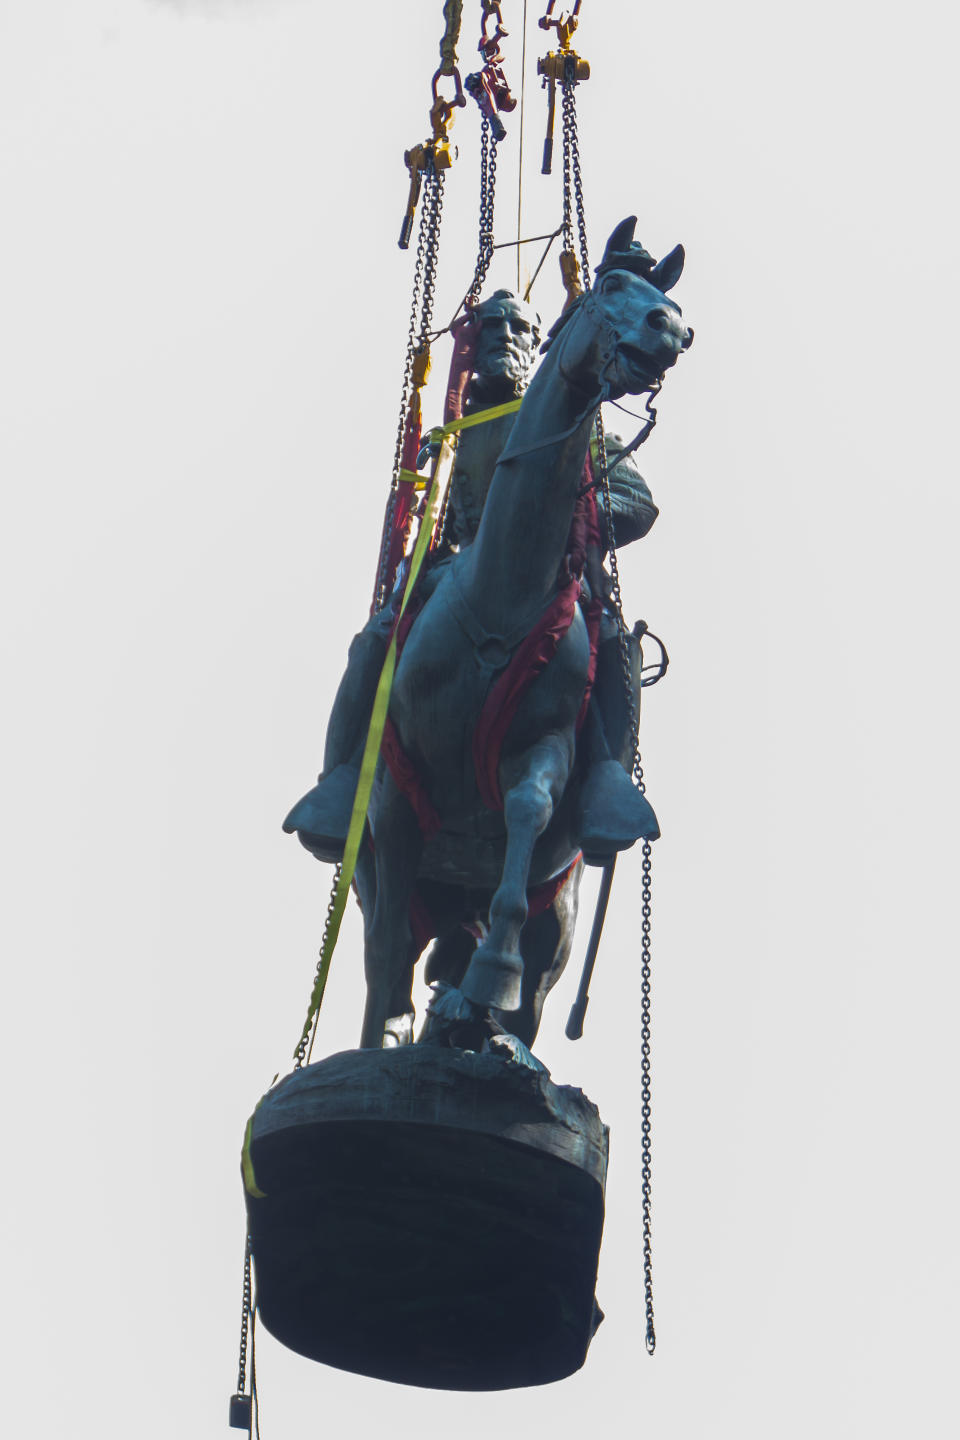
[[244, 219, 693, 1387], [288, 217, 692, 1059]]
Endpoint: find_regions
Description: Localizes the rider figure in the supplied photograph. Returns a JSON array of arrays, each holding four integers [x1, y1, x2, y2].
[[283, 288, 659, 866]]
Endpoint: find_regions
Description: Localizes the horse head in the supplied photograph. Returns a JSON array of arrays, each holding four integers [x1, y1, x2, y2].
[[546, 216, 694, 403]]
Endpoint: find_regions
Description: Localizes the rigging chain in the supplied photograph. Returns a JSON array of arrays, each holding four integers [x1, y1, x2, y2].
[[298, 163, 447, 1069], [593, 417, 657, 1355], [467, 115, 498, 305], [229, 1235, 255, 1432]]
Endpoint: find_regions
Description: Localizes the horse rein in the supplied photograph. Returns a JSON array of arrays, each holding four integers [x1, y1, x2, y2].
[[495, 288, 661, 465]]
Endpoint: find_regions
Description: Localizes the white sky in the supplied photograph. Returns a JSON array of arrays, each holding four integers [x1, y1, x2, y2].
[[1, 2, 957, 1437]]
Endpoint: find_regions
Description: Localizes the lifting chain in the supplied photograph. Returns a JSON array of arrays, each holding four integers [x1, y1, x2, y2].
[[376, 162, 446, 614], [560, 66, 590, 289], [229, 1235, 256, 1432], [593, 417, 657, 1356], [299, 159, 447, 1068], [538, 0, 589, 302], [293, 861, 343, 1069], [399, 3, 464, 250], [467, 114, 498, 304]]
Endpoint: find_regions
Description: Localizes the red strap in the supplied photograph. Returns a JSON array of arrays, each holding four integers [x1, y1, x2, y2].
[[445, 310, 480, 424], [472, 580, 582, 812], [471, 456, 603, 810], [381, 717, 443, 838]]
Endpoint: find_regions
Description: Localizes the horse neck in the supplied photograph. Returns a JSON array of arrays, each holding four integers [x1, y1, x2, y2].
[[457, 304, 609, 632]]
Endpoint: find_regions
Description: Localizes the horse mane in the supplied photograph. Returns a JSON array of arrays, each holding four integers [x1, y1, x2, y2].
[[539, 292, 588, 354]]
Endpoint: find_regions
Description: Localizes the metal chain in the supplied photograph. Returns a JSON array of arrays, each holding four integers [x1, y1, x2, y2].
[[564, 73, 592, 283], [593, 417, 656, 1354], [560, 79, 574, 254], [374, 193, 430, 612], [312, 166, 446, 1068], [373, 159, 446, 612], [560, 75, 590, 283], [293, 861, 343, 1070], [418, 166, 446, 348], [468, 117, 498, 304], [235, 1233, 253, 1397], [640, 837, 655, 1353]]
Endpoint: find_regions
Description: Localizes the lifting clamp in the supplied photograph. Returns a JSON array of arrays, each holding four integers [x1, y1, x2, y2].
[[399, 71, 465, 250], [537, 1, 590, 174], [465, 1, 517, 143]]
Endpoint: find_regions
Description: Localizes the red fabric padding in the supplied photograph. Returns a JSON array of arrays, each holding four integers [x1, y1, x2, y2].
[[471, 456, 603, 810], [378, 593, 441, 839], [472, 579, 582, 812], [381, 716, 442, 839], [445, 310, 481, 424]]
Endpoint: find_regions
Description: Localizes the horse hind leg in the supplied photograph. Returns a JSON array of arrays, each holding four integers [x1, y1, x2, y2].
[[360, 774, 425, 1050], [461, 733, 572, 1014]]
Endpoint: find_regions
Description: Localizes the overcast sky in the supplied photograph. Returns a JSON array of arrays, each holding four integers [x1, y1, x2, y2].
[[2, 2, 957, 1437]]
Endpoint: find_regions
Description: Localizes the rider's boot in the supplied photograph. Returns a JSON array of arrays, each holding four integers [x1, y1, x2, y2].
[[575, 635, 659, 866], [282, 625, 389, 862]]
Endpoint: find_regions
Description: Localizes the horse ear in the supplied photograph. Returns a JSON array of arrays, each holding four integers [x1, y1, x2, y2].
[[602, 216, 638, 264], [649, 244, 685, 293]]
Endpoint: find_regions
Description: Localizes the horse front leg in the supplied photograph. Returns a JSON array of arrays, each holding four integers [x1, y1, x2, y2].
[[360, 773, 424, 1049], [461, 732, 573, 1013]]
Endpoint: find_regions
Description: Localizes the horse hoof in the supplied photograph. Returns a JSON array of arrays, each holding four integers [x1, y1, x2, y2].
[[421, 985, 496, 1052], [425, 982, 481, 1026], [461, 948, 523, 1013], [382, 1013, 414, 1048]]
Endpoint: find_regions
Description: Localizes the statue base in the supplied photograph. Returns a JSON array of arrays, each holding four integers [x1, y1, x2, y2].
[[243, 1046, 609, 1390]]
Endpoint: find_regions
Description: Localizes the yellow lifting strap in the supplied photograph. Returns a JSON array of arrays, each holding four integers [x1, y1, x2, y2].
[[293, 435, 457, 1058], [241, 1110, 266, 1199], [292, 394, 525, 1062], [444, 396, 522, 433], [400, 398, 523, 485]]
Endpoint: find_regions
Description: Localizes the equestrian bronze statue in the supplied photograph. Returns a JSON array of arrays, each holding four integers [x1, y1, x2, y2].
[[283, 218, 693, 1061]]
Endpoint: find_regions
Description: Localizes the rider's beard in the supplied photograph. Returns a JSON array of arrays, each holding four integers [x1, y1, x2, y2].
[[470, 349, 531, 405]]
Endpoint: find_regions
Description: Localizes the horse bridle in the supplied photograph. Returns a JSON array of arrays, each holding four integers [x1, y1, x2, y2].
[[495, 286, 660, 466]]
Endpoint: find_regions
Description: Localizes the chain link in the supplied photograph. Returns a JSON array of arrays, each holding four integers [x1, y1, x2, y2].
[[418, 166, 446, 348], [640, 837, 655, 1353], [373, 160, 447, 613], [374, 197, 429, 612], [559, 75, 590, 284], [468, 117, 498, 305], [593, 417, 656, 1354], [561, 76, 590, 282], [293, 861, 343, 1070], [560, 80, 574, 255], [235, 1233, 253, 1396], [319, 161, 447, 1061]]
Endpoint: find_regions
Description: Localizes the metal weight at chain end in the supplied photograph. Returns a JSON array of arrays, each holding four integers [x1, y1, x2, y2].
[[229, 1235, 254, 1430]]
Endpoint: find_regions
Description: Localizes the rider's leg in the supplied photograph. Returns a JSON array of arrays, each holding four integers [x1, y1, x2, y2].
[[575, 631, 659, 865], [282, 614, 391, 861]]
